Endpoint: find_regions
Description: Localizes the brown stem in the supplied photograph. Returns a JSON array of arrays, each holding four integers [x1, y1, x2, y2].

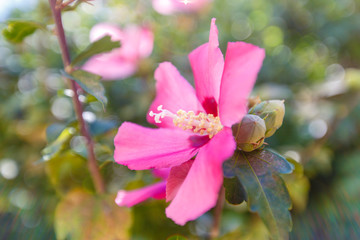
[[210, 186, 225, 239], [48, 0, 105, 193]]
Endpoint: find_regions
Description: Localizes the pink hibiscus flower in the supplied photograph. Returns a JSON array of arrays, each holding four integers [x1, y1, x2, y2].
[[152, 0, 211, 15], [115, 169, 169, 207], [114, 18, 265, 225], [82, 23, 154, 80]]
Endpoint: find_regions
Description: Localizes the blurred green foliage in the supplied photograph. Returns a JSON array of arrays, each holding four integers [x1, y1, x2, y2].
[[1, 0, 360, 239]]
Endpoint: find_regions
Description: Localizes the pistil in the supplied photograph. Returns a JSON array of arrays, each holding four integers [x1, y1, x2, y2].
[[149, 105, 223, 138]]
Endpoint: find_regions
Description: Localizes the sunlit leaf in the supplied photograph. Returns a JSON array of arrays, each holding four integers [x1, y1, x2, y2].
[[2, 20, 46, 43], [283, 158, 310, 212], [62, 70, 107, 107], [71, 35, 120, 67], [54, 190, 131, 240], [225, 149, 293, 240], [41, 127, 76, 162], [46, 123, 67, 143], [45, 151, 93, 194]]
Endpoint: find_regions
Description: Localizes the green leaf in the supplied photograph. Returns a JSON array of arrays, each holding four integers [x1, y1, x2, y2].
[[223, 177, 247, 205], [282, 158, 310, 212], [2, 20, 45, 43], [226, 149, 293, 240], [46, 123, 67, 143], [62, 69, 107, 107], [54, 190, 132, 240], [89, 119, 117, 136], [71, 35, 120, 67], [45, 151, 93, 194], [41, 127, 76, 162]]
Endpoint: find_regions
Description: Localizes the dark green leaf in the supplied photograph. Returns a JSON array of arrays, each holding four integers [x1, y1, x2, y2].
[[55, 190, 131, 240], [71, 35, 120, 67], [2, 20, 45, 43], [223, 177, 247, 205], [226, 149, 293, 240], [223, 159, 236, 178], [246, 148, 294, 174], [89, 119, 117, 136], [62, 69, 107, 107]]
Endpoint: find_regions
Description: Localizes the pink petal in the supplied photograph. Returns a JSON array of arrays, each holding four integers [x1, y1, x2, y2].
[[115, 181, 166, 207], [120, 26, 154, 61], [137, 27, 154, 58], [189, 18, 224, 115], [152, 0, 211, 15], [166, 160, 193, 202], [89, 23, 124, 42], [82, 23, 153, 80], [219, 42, 265, 127], [114, 122, 209, 170], [147, 62, 204, 128], [152, 168, 171, 180], [152, 0, 177, 15], [165, 127, 236, 225], [82, 55, 136, 80]]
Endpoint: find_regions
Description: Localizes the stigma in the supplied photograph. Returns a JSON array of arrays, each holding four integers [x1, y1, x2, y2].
[[149, 105, 223, 138]]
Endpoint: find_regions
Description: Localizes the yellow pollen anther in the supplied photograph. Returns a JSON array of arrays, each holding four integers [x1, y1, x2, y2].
[[149, 105, 223, 138]]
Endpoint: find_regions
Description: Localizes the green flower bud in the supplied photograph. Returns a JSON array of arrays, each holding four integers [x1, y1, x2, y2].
[[249, 100, 285, 138], [232, 114, 266, 152]]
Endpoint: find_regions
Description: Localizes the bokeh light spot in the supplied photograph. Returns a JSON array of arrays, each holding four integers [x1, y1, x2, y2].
[[308, 119, 328, 139], [51, 97, 73, 120], [0, 159, 19, 180], [263, 26, 283, 48]]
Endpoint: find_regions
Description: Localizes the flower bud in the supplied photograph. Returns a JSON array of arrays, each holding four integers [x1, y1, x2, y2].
[[232, 114, 266, 152], [247, 96, 261, 109], [249, 100, 285, 138]]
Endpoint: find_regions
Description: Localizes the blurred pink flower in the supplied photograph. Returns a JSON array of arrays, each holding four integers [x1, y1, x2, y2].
[[82, 23, 154, 80], [115, 169, 169, 207], [114, 18, 265, 225], [152, 0, 211, 15]]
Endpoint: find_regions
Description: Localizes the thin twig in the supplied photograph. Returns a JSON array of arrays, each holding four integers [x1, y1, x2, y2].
[[48, 0, 105, 193], [210, 186, 225, 239]]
